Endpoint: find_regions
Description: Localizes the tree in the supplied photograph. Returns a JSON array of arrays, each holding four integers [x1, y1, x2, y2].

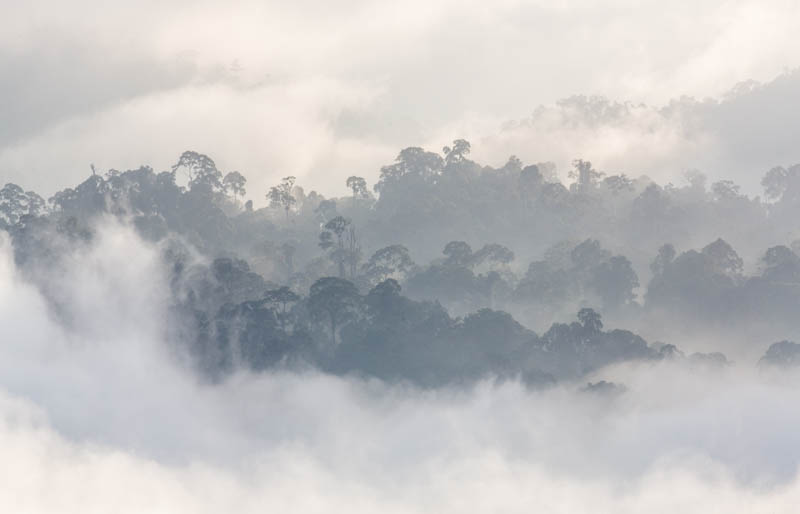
[[345, 223, 362, 278], [443, 241, 473, 267], [0, 183, 46, 229], [684, 169, 707, 192], [263, 286, 300, 333], [762, 166, 788, 201], [345, 176, 368, 207], [650, 244, 676, 276], [368, 278, 402, 299], [577, 308, 603, 333], [267, 176, 297, 221], [632, 183, 671, 221], [519, 165, 542, 208], [374, 147, 443, 193], [308, 277, 361, 345], [762, 245, 799, 269], [588, 255, 639, 309], [602, 174, 634, 194], [322, 216, 349, 244], [570, 239, 610, 270], [503, 155, 523, 173], [47, 174, 108, 215], [701, 238, 743, 277], [319, 216, 352, 278], [223, 171, 247, 201], [442, 139, 471, 165], [762, 165, 800, 203], [760, 341, 800, 367], [472, 243, 514, 269], [515, 261, 573, 307], [569, 159, 603, 191], [314, 199, 338, 224], [760, 245, 800, 282], [362, 245, 415, 284], [278, 242, 296, 280], [364, 279, 404, 320], [172, 151, 223, 193], [711, 180, 742, 201], [540, 182, 570, 208]]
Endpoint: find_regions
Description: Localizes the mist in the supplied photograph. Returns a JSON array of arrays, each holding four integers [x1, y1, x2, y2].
[[5, 1, 800, 511]]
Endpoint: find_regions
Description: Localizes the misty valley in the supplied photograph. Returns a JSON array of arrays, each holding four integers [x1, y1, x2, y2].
[[4, 143, 800, 511], [8, 1, 800, 511], [4, 145, 800, 381]]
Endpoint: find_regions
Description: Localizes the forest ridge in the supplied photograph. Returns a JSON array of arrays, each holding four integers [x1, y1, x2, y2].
[[3, 140, 800, 385]]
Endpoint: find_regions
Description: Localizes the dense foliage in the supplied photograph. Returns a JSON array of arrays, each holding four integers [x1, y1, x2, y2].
[[5, 143, 800, 384]]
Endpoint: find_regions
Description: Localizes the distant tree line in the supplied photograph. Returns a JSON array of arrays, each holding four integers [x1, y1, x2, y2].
[[4, 142, 800, 384]]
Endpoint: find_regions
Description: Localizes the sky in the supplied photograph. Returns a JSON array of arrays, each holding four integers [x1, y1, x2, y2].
[[2, 0, 800, 200]]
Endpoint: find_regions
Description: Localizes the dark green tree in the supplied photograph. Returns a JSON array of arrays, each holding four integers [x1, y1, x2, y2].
[[308, 277, 361, 345]]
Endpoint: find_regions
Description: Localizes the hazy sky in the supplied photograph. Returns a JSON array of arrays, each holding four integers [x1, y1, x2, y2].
[[2, 0, 800, 200]]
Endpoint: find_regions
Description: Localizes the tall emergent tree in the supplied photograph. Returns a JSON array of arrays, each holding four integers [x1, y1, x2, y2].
[[267, 176, 297, 222], [442, 139, 471, 165], [569, 159, 603, 192], [345, 176, 368, 207], [223, 171, 247, 202], [319, 216, 352, 278], [172, 151, 224, 193]]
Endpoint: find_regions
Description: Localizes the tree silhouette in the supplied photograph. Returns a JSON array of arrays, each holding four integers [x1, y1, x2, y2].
[[308, 277, 361, 345], [223, 171, 247, 202], [172, 151, 223, 193], [442, 139, 471, 165], [577, 308, 603, 333], [267, 176, 297, 222], [263, 286, 300, 333], [319, 216, 352, 278], [346, 176, 368, 207]]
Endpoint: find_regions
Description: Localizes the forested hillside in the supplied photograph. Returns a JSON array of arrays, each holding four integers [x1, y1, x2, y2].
[[5, 142, 799, 382]]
